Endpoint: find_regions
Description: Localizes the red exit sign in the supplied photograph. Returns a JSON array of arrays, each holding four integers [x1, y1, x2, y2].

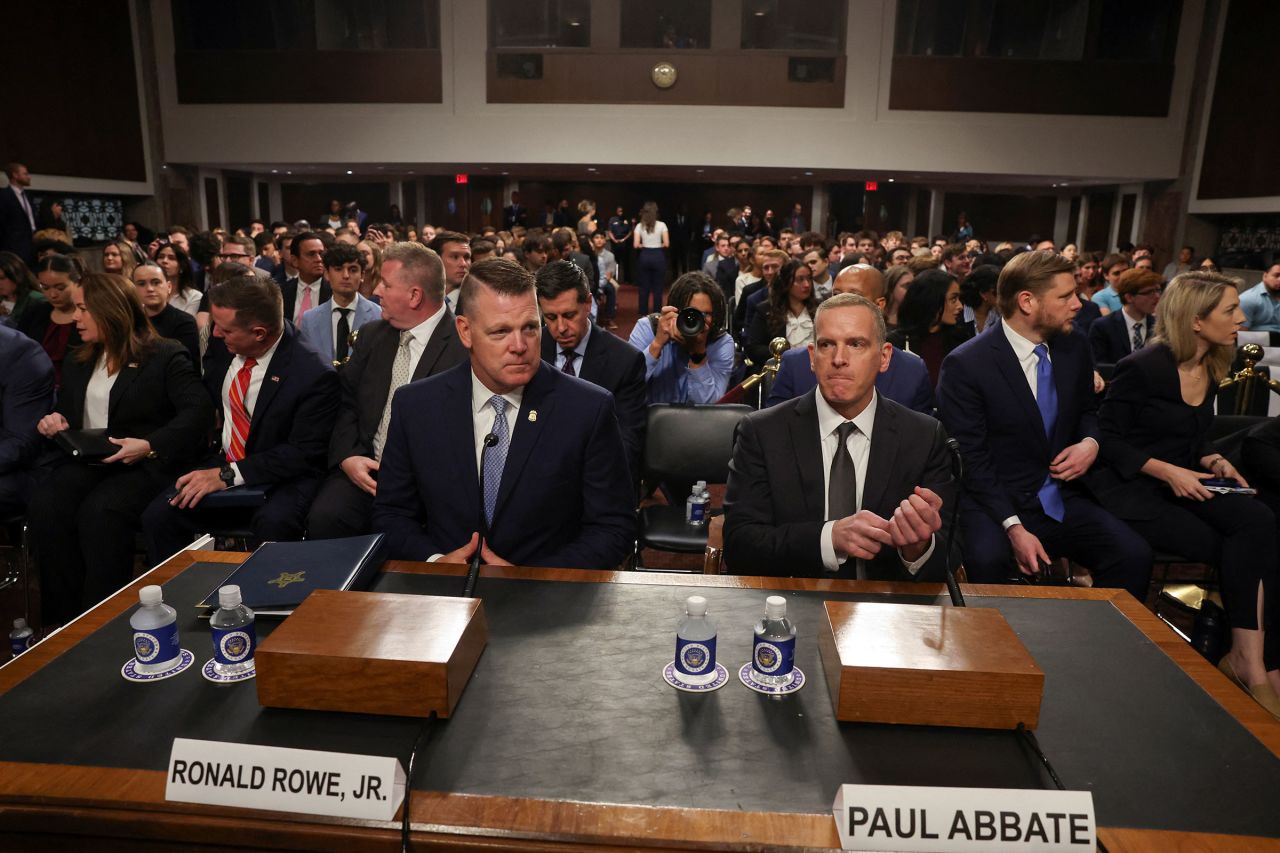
[[455, 174, 469, 184], [864, 181, 878, 192]]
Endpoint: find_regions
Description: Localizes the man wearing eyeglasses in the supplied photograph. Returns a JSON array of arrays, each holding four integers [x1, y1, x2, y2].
[[214, 235, 255, 269], [1089, 268, 1162, 366]]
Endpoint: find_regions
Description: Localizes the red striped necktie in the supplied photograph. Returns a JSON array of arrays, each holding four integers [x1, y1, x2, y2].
[[226, 358, 258, 463]]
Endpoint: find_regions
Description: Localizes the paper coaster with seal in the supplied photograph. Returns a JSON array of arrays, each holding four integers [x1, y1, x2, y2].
[[202, 658, 257, 683], [662, 660, 729, 692], [738, 661, 806, 695], [121, 648, 195, 683]]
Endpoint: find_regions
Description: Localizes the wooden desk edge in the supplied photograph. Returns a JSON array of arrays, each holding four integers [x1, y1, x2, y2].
[[2, 551, 1277, 852]]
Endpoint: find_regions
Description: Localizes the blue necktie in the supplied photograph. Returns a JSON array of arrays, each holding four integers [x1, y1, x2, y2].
[[483, 396, 510, 528], [1033, 344, 1065, 522]]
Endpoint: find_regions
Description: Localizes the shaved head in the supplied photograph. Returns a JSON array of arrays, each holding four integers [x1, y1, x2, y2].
[[834, 263, 886, 303]]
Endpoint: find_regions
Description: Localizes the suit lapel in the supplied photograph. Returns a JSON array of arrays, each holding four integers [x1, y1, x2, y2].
[[492, 363, 556, 524], [1049, 335, 1077, 447], [107, 360, 143, 420], [990, 329, 1048, 450], [411, 309, 458, 381], [789, 391, 826, 519], [578, 325, 607, 383], [441, 364, 479, 522], [248, 332, 291, 436], [862, 399, 898, 514]]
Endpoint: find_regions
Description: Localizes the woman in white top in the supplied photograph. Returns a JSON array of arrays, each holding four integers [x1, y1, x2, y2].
[[747, 259, 816, 371], [632, 201, 669, 315], [153, 242, 201, 319], [29, 273, 212, 626]]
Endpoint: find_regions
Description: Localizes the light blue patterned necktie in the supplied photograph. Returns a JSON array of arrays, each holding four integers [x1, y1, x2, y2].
[[1034, 344, 1065, 522], [483, 395, 510, 528]]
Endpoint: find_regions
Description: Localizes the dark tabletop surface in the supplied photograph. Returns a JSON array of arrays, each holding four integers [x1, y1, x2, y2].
[[0, 562, 1277, 837]]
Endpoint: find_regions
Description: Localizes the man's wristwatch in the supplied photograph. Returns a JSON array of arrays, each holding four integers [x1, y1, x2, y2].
[[219, 463, 236, 487]]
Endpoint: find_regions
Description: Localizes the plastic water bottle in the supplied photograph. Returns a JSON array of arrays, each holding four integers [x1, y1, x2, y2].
[[9, 618, 33, 659], [130, 585, 180, 674], [751, 595, 796, 687], [210, 585, 256, 677], [674, 595, 717, 683], [686, 479, 710, 527]]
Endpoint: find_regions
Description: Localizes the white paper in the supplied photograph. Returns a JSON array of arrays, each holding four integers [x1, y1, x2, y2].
[[832, 784, 1095, 852], [166, 737, 406, 822]]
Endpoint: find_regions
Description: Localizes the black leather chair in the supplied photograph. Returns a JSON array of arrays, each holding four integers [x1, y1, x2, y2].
[[634, 404, 752, 570], [0, 514, 32, 625]]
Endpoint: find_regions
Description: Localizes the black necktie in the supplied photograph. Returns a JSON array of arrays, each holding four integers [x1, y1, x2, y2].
[[1132, 321, 1144, 351], [335, 308, 351, 361], [828, 422, 859, 520], [561, 349, 578, 376]]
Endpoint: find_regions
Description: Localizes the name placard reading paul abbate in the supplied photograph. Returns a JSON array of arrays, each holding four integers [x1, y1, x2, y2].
[[833, 784, 1095, 852], [166, 738, 405, 821]]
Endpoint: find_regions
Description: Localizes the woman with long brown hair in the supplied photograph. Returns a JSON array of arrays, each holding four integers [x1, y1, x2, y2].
[[20, 254, 83, 387], [28, 273, 213, 627], [746, 259, 816, 371], [0, 250, 44, 326], [1094, 272, 1280, 717]]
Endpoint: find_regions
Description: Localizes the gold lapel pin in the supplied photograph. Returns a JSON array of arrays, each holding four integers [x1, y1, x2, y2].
[[527, 410, 538, 423]]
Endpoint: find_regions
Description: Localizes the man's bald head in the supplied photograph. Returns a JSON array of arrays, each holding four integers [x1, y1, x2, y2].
[[833, 263, 886, 307]]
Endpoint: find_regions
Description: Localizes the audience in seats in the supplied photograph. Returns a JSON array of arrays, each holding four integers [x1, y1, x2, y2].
[[768, 264, 934, 414], [628, 271, 734, 404], [29, 273, 212, 625], [371, 257, 635, 568], [131, 262, 200, 369], [535, 260, 646, 486], [882, 265, 913, 331], [299, 243, 382, 364], [1093, 273, 1280, 716], [283, 232, 333, 327], [736, 248, 785, 342], [959, 264, 1001, 334], [1239, 262, 1280, 333], [22, 255, 83, 388], [746, 257, 816, 371], [0, 250, 44, 327], [724, 292, 953, 580], [101, 241, 136, 280], [1092, 252, 1130, 314], [0, 323, 54, 516], [1089, 267, 1161, 366], [888, 268, 971, 387], [937, 251, 1152, 599], [142, 270, 338, 564], [153, 242, 200, 318], [307, 242, 467, 540], [1072, 254, 1103, 335]]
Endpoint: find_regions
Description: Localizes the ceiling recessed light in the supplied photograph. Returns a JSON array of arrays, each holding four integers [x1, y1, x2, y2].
[[346, 170, 353, 175], [286, 170, 292, 175], [803, 171, 813, 176], [754, 10, 766, 15], [696, 168, 704, 173], [270, 169, 278, 174], [887, 178, 894, 183], [569, 19, 580, 26], [501, 171, 509, 175], [587, 167, 596, 172], [408, 170, 415, 174], [1052, 183, 1058, 187], [1060, 182, 1069, 186]]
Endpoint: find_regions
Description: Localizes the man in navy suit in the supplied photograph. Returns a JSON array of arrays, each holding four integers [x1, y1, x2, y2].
[[142, 270, 340, 562], [0, 162, 36, 263], [0, 324, 55, 515], [767, 263, 935, 414], [1088, 267, 1160, 366], [535, 260, 646, 485], [372, 257, 635, 568], [937, 251, 1151, 598]]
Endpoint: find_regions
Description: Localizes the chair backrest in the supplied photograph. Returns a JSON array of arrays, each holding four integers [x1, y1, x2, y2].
[[642, 404, 753, 486]]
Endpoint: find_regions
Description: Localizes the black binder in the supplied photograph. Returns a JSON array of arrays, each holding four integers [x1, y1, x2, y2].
[[53, 429, 117, 461], [162, 484, 268, 509], [197, 534, 386, 616]]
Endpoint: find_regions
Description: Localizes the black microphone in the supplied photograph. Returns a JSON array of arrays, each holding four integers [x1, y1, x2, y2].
[[462, 433, 499, 598], [942, 438, 967, 608]]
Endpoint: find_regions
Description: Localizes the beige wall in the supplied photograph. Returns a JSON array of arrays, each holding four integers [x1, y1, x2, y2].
[[150, 0, 1205, 183]]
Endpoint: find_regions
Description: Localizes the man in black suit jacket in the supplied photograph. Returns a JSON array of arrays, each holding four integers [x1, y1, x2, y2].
[[307, 243, 468, 539], [281, 232, 333, 327], [1088, 267, 1161, 366], [503, 191, 528, 230], [0, 162, 36, 263], [535, 260, 646, 484], [936, 251, 1151, 598], [372, 257, 635, 567], [0, 324, 54, 515], [142, 271, 340, 563], [725, 293, 952, 579]]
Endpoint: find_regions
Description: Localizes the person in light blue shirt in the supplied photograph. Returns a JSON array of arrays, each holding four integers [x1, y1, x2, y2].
[[627, 271, 734, 404], [1091, 252, 1129, 313], [1240, 263, 1280, 333]]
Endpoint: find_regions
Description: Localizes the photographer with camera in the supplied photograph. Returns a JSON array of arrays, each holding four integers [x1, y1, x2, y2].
[[627, 271, 734, 404]]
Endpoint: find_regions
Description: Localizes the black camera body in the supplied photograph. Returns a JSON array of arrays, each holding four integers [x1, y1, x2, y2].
[[676, 306, 705, 338]]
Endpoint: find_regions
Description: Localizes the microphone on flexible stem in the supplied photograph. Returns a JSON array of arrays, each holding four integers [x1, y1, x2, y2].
[[463, 433, 499, 599], [942, 438, 967, 608]]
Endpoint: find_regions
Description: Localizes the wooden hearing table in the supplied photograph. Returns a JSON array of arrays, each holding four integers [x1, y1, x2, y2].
[[1, 550, 1278, 852]]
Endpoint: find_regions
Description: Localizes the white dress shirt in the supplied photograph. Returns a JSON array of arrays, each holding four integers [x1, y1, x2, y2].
[[470, 370, 522, 475], [169, 288, 201, 318], [83, 355, 118, 430], [219, 333, 282, 485], [403, 304, 447, 377], [999, 321, 1096, 529], [553, 323, 591, 374], [815, 391, 934, 575], [785, 311, 814, 348], [445, 289, 459, 315], [292, 278, 323, 326]]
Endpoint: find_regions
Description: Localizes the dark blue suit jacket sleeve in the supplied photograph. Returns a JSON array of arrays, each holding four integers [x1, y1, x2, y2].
[[895, 354, 937, 415], [0, 333, 54, 474], [936, 350, 1019, 524], [236, 363, 340, 487], [370, 387, 437, 558]]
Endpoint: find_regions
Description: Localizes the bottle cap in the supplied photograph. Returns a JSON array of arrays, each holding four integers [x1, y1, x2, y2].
[[765, 595, 787, 619], [218, 585, 243, 608], [694, 480, 707, 492], [13, 618, 27, 631], [139, 585, 163, 606], [685, 595, 707, 617]]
